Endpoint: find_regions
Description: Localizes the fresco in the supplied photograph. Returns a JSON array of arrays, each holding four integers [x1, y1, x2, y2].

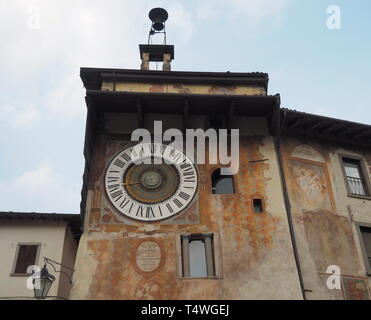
[[288, 159, 333, 213]]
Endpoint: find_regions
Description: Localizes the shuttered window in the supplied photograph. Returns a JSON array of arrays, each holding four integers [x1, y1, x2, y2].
[[13, 244, 40, 274], [181, 234, 215, 278]]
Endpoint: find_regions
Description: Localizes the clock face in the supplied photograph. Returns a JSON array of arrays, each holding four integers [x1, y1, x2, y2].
[[105, 143, 198, 222]]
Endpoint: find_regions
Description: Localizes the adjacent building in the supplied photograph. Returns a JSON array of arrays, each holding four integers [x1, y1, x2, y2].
[[280, 109, 371, 299], [0, 212, 80, 300]]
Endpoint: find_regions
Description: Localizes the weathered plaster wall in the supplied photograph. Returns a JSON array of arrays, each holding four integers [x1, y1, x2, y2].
[[57, 225, 78, 299], [101, 81, 266, 96], [71, 79, 303, 300], [281, 136, 371, 300], [70, 120, 302, 299]]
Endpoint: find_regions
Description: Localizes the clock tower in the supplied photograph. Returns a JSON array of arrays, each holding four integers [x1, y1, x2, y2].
[[70, 9, 303, 300]]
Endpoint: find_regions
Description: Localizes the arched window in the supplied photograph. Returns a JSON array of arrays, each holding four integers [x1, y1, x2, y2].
[[211, 168, 235, 194]]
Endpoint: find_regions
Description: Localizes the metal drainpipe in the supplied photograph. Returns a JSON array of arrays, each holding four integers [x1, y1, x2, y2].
[[274, 109, 307, 300]]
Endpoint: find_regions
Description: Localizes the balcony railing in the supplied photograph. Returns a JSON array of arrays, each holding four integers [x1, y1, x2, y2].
[[347, 176, 368, 196]]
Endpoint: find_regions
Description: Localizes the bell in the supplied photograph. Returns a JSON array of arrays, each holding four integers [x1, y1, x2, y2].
[[153, 21, 165, 31], [149, 8, 168, 31]]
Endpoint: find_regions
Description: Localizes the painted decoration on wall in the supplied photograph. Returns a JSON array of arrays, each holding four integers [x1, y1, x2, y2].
[[288, 160, 333, 212], [291, 144, 325, 163]]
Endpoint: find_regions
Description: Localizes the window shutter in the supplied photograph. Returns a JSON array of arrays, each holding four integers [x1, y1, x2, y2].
[[14, 245, 38, 274]]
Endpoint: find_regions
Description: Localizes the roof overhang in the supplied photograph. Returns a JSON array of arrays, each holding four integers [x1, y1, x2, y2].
[[281, 108, 371, 148], [0, 212, 81, 240], [85, 89, 279, 122], [80, 67, 269, 91]]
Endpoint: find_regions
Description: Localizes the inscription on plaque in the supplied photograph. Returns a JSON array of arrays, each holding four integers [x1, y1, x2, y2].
[[136, 241, 161, 272]]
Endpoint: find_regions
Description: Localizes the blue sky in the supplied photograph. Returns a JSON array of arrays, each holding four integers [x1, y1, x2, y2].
[[0, 0, 370, 214]]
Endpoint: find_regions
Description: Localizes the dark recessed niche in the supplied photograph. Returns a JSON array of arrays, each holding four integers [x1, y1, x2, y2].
[[253, 198, 263, 213]]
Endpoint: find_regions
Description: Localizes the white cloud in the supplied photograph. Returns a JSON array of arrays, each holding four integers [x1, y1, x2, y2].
[[0, 104, 40, 128], [0, 1, 148, 121], [0, 163, 80, 213], [45, 73, 85, 118], [13, 105, 40, 127], [13, 164, 54, 192], [0, 1, 196, 213], [0, 1, 195, 122]]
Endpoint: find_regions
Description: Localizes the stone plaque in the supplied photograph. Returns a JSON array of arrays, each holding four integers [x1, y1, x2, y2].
[[136, 241, 161, 272]]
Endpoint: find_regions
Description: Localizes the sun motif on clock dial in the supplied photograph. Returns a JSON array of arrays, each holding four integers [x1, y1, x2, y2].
[[105, 143, 198, 222]]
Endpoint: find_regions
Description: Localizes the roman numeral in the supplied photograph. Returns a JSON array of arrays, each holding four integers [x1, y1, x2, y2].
[[110, 190, 122, 198], [173, 198, 183, 208], [119, 198, 130, 208], [107, 177, 120, 183], [136, 206, 143, 217], [108, 183, 120, 190], [171, 153, 183, 163], [108, 184, 120, 193], [110, 190, 123, 199], [129, 203, 134, 214], [183, 171, 195, 176], [130, 148, 138, 157], [184, 176, 196, 183], [179, 191, 191, 201], [114, 159, 126, 168], [121, 153, 131, 162], [114, 195, 123, 202], [180, 163, 192, 170], [158, 206, 163, 216], [166, 203, 174, 213], [146, 207, 155, 218]]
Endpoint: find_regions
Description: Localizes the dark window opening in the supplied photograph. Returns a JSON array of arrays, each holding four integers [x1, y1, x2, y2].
[[181, 234, 215, 278], [360, 227, 371, 271], [343, 157, 369, 196], [14, 244, 39, 274], [253, 198, 264, 213], [212, 168, 235, 194]]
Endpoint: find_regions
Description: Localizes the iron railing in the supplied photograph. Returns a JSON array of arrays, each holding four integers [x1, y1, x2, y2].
[[346, 176, 368, 196]]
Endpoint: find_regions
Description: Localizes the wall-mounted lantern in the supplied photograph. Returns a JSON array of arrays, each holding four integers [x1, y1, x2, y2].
[[33, 257, 74, 300]]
